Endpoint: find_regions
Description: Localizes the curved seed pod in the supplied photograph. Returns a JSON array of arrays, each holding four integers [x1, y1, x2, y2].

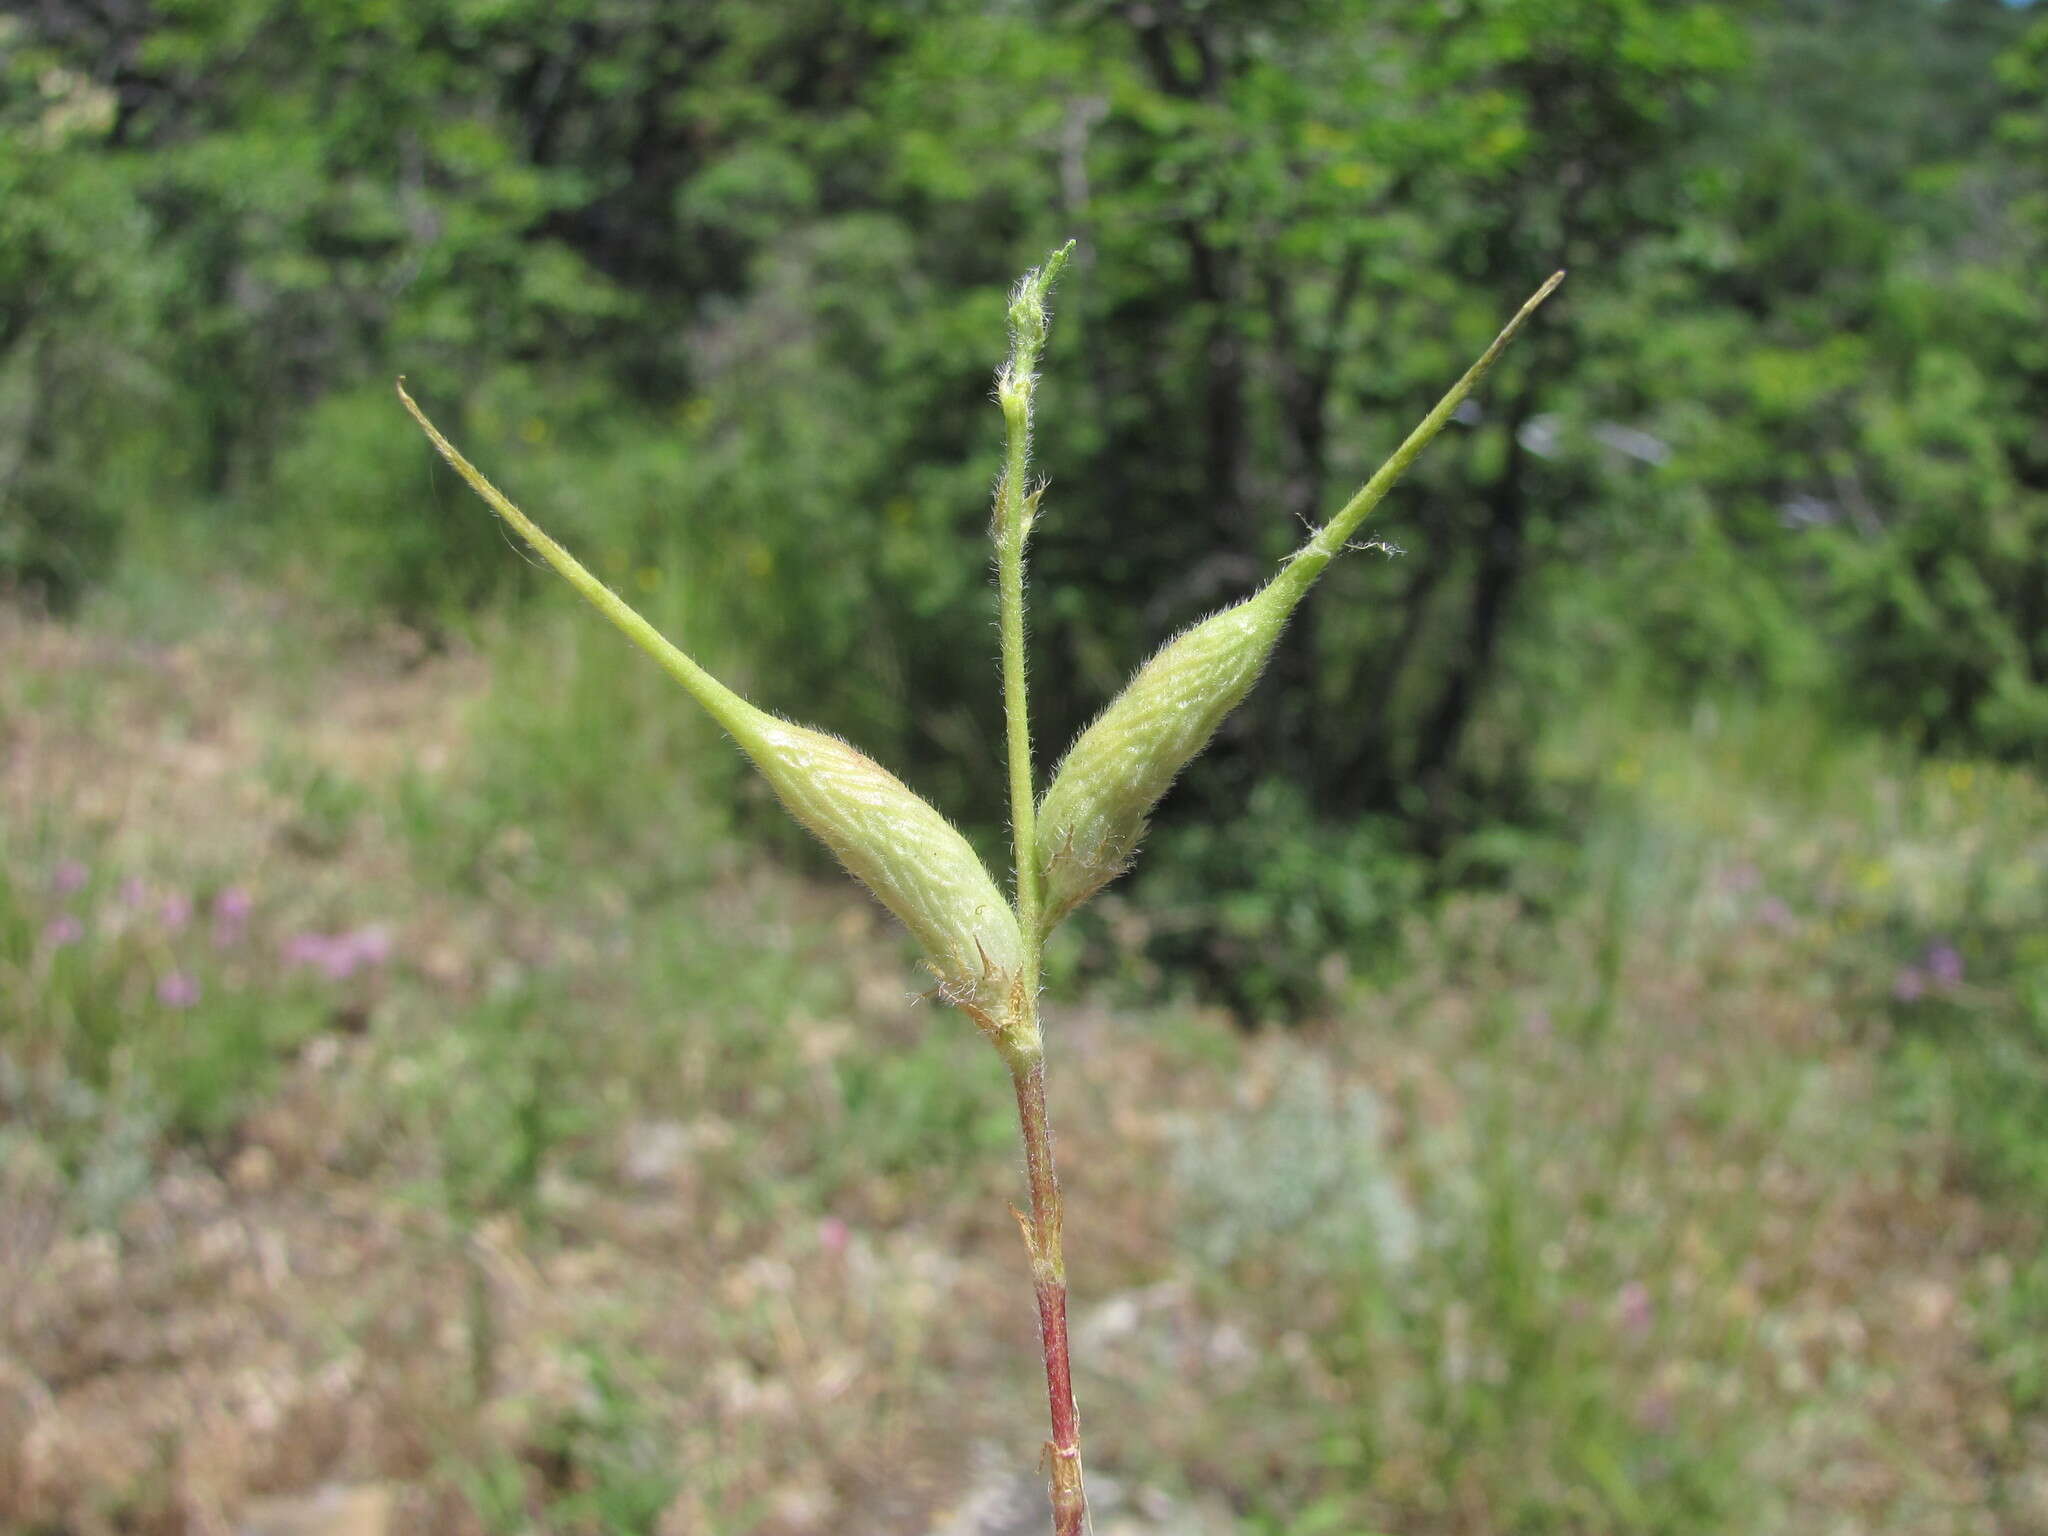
[[1035, 580, 1295, 931], [733, 713, 1025, 1028], [396, 384, 1026, 1036], [1033, 271, 1564, 934]]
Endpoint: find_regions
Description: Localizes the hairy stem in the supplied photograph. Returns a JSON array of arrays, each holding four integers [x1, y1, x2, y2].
[[992, 244, 1086, 1535], [995, 244, 1070, 967], [997, 439, 1042, 970]]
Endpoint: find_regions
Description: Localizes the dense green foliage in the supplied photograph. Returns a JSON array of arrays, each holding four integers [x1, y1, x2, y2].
[[4, 0, 2043, 1006]]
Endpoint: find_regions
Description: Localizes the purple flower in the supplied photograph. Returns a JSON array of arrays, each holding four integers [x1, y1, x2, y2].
[[1893, 967, 1927, 1004], [118, 875, 148, 908], [1925, 943, 1963, 989], [157, 972, 202, 1008], [43, 914, 84, 947], [1757, 897, 1793, 932], [158, 893, 193, 933], [818, 1216, 851, 1255], [284, 932, 349, 979], [51, 859, 88, 896], [212, 886, 253, 948], [283, 925, 396, 982]]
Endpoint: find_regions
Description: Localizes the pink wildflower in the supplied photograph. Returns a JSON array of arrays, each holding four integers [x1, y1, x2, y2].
[[212, 886, 253, 947], [159, 893, 193, 933], [283, 925, 397, 982], [157, 972, 202, 1008]]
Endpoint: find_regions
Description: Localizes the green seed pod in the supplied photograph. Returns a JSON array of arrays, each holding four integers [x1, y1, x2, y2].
[[1032, 272, 1564, 934], [1035, 578, 1297, 932], [727, 710, 1025, 1027], [396, 383, 1025, 1036]]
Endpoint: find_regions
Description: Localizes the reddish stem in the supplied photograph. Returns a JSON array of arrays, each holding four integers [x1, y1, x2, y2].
[[1011, 1056, 1087, 1536]]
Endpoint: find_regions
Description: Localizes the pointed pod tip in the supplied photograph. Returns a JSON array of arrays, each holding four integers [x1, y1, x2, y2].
[[1033, 240, 1077, 291], [394, 378, 432, 429], [393, 380, 456, 462], [1494, 271, 1566, 346]]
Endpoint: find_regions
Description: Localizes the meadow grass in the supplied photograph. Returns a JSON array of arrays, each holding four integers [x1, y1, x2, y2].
[[2, 584, 2045, 1533]]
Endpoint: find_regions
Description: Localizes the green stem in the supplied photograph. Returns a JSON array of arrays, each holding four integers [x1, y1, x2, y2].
[[994, 243, 1070, 969], [997, 410, 1043, 975], [991, 244, 1086, 1536]]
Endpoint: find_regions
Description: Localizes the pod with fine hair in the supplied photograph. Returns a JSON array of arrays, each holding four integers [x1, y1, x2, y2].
[[1035, 581, 1294, 932], [737, 712, 1026, 1031], [1032, 272, 1564, 935], [396, 384, 1029, 1041]]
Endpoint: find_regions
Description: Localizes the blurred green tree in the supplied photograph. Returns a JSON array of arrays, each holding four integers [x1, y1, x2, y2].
[[4, 0, 2041, 1006]]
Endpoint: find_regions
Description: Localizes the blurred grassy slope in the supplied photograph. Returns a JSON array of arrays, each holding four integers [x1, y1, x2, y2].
[[3, 579, 2045, 1534], [7, 0, 2045, 833]]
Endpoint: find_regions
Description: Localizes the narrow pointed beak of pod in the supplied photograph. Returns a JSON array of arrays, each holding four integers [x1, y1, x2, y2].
[[1031, 273, 1561, 934]]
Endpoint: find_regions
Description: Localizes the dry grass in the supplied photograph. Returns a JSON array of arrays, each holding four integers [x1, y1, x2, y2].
[[3, 589, 2045, 1534]]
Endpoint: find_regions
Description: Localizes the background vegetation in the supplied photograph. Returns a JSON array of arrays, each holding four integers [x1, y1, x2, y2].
[[4, 2, 2047, 1533]]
